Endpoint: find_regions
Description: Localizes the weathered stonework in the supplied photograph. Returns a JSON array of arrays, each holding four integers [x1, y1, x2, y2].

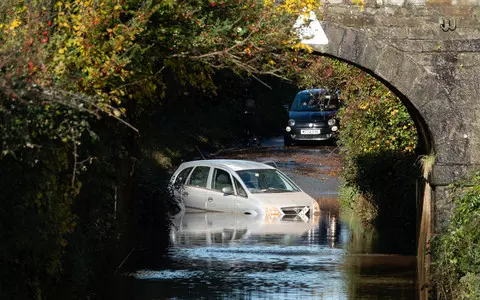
[[312, 1, 480, 228], [432, 186, 455, 231]]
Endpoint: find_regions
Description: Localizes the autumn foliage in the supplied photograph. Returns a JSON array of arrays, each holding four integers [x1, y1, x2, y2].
[[1, 0, 318, 113], [298, 56, 419, 245], [0, 0, 321, 298]]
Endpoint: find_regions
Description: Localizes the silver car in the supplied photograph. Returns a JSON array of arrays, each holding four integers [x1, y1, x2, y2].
[[168, 159, 320, 219]]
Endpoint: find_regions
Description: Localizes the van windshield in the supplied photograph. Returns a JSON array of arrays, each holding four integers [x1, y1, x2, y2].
[[290, 92, 339, 112]]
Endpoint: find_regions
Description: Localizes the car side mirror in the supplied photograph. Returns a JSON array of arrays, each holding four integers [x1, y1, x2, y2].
[[222, 186, 234, 195], [283, 104, 290, 112]]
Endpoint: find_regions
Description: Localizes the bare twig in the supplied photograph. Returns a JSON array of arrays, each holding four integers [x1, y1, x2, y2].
[[116, 248, 136, 271], [76, 157, 97, 166], [109, 66, 165, 93], [42, 88, 140, 133], [327, 146, 340, 158], [250, 74, 271, 89]]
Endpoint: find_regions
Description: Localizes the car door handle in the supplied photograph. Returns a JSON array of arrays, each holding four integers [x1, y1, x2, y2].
[[207, 197, 213, 202], [182, 192, 189, 196]]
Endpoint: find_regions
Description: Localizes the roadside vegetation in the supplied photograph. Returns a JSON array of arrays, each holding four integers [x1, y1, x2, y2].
[[298, 56, 419, 252], [0, 0, 319, 298], [0, 0, 446, 298], [430, 171, 480, 300]]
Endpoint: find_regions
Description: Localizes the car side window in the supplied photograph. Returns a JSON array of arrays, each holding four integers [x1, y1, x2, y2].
[[212, 169, 233, 192], [174, 167, 193, 189], [233, 178, 247, 198], [187, 166, 210, 188]]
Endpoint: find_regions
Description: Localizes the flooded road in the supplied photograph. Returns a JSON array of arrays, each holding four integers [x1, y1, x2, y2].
[[121, 143, 418, 299]]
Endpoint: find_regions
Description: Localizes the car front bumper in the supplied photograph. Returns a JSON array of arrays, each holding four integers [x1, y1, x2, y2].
[[286, 126, 335, 141]]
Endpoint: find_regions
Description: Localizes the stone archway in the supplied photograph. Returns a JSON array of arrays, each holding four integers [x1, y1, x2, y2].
[[312, 22, 441, 155], [307, 20, 478, 226], [302, 20, 441, 290]]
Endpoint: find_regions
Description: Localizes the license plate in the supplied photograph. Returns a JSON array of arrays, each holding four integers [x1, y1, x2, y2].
[[300, 129, 321, 134]]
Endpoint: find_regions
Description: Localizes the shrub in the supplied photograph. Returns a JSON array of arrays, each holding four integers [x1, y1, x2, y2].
[[430, 171, 480, 300], [335, 68, 418, 227], [339, 183, 378, 224]]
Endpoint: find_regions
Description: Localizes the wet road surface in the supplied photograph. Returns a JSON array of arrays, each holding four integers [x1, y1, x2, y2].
[[121, 139, 418, 299]]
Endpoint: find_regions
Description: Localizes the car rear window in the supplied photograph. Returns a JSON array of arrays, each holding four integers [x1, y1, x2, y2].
[[173, 167, 193, 189]]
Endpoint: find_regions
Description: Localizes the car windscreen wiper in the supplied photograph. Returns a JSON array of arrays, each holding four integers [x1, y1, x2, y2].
[[260, 188, 292, 193]]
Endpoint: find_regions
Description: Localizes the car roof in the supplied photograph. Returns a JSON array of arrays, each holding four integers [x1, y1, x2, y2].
[[178, 159, 275, 172], [297, 88, 326, 95]]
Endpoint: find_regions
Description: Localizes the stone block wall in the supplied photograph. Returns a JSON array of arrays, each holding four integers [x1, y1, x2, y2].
[[311, 0, 480, 227]]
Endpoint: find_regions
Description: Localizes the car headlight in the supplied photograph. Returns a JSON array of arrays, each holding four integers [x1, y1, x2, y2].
[[285, 126, 291, 132], [328, 118, 336, 126], [313, 201, 320, 215], [331, 125, 338, 132], [288, 119, 295, 126], [265, 206, 283, 217]]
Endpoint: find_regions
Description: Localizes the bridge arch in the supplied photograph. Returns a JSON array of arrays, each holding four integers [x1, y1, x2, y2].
[[310, 22, 443, 156], [307, 23, 445, 289]]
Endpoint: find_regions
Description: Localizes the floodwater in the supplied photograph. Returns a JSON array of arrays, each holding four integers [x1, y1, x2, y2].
[[119, 144, 418, 299], [122, 205, 417, 300]]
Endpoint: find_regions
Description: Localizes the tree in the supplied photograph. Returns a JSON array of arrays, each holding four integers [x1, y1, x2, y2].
[[0, 1, 321, 298]]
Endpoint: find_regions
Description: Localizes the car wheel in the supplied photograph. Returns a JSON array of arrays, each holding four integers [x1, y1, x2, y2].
[[284, 135, 292, 147]]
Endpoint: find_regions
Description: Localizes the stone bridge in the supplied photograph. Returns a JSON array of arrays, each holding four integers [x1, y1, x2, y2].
[[307, 0, 480, 230]]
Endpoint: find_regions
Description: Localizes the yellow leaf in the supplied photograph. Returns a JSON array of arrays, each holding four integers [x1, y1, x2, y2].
[[113, 110, 121, 117], [58, 48, 65, 54], [9, 18, 22, 30]]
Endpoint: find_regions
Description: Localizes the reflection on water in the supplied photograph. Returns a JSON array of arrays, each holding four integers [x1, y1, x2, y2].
[[122, 205, 417, 300]]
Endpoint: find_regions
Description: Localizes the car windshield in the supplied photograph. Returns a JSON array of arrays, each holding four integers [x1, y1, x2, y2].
[[236, 169, 301, 194], [290, 91, 339, 112]]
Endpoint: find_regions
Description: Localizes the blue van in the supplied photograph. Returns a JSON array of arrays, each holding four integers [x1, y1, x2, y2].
[[284, 89, 339, 146]]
